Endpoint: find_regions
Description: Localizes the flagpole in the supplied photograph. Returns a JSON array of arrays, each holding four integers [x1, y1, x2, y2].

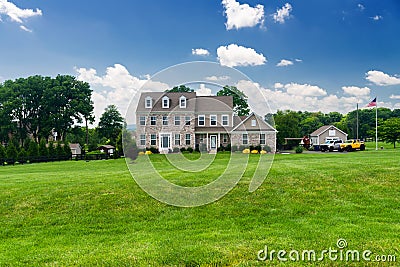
[[375, 99, 378, 150], [356, 102, 359, 140]]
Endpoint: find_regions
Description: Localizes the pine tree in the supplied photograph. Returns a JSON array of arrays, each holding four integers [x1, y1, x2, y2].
[[27, 142, 39, 163], [38, 138, 48, 161], [55, 142, 65, 160], [6, 142, 18, 164], [18, 148, 27, 164], [48, 142, 55, 161], [0, 145, 6, 165], [63, 142, 72, 160]]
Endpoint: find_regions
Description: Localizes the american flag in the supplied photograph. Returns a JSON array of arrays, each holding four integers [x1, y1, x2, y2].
[[367, 97, 377, 107]]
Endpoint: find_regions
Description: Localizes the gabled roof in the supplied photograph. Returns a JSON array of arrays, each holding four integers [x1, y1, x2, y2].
[[69, 143, 81, 149], [231, 112, 277, 132], [136, 92, 197, 112], [98, 145, 115, 149], [310, 125, 348, 137], [195, 96, 233, 113]]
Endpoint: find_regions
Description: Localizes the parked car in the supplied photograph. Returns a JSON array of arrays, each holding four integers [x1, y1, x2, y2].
[[320, 139, 343, 152], [339, 139, 366, 152]]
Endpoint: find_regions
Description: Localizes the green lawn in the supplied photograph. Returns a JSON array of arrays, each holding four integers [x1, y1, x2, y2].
[[0, 150, 399, 266]]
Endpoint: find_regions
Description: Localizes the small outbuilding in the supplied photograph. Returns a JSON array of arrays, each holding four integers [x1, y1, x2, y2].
[[97, 145, 115, 155], [69, 143, 82, 158], [310, 125, 348, 146]]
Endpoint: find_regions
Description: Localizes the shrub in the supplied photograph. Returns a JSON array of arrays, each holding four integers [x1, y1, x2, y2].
[[239, 145, 247, 151], [187, 147, 194, 153], [295, 146, 304, 154], [231, 145, 238, 152], [199, 144, 207, 152], [18, 148, 27, 164], [260, 150, 267, 154], [145, 150, 152, 155], [217, 145, 225, 152], [0, 145, 6, 160], [225, 144, 232, 152], [148, 146, 159, 154], [63, 142, 72, 159], [138, 151, 145, 155], [251, 150, 259, 154], [254, 145, 262, 152], [28, 142, 39, 163], [39, 138, 48, 159], [173, 147, 180, 153], [263, 145, 272, 153], [242, 148, 250, 154], [180, 147, 186, 153], [48, 142, 55, 161], [6, 142, 18, 163]]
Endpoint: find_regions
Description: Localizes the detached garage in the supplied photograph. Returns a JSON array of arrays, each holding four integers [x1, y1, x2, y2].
[[310, 125, 348, 146]]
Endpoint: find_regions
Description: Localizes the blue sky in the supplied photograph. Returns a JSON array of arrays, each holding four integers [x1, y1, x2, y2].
[[1, 0, 400, 122]]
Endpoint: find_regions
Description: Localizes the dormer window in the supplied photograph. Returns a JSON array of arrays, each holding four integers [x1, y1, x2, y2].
[[179, 96, 187, 108], [145, 96, 152, 108], [162, 96, 170, 108]]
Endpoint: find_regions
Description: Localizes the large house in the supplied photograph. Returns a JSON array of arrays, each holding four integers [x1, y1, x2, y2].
[[135, 92, 276, 153]]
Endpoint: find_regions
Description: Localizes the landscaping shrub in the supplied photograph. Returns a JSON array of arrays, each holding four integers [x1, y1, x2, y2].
[[28, 141, 39, 163], [180, 147, 186, 153], [225, 144, 231, 152], [254, 145, 262, 152], [17, 148, 27, 164], [6, 142, 18, 164], [239, 145, 246, 151], [173, 147, 180, 153], [263, 145, 272, 153], [295, 146, 304, 154], [187, 147, 194, 153], [242, 148, 250, 154], [148, 146, 159, 154], [231, 145, 238, 152], [217, 145, 225, 152]]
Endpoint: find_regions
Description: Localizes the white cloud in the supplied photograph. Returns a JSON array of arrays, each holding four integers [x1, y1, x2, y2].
[[196, 84, 213, 96], [371, 15, 382, 21], [281, 82, 327, 96], [390, 95, 400, 100], [205, 75, 230, 82], [19, 25, 32, 32], [342, 86, 370, 97], [217, 44, 266, 67], [0, 0, 42, 30], [273, 3, 292, 24], [295, 58, 302, 62], [276, 59, 293, 67], [191, 48, 210, 56], [358, 4, 365, 11], [75, 64, 169, 124], [274, 82, 284, 89], [366, 70, 400, 86], [222, 0, 264, 30]]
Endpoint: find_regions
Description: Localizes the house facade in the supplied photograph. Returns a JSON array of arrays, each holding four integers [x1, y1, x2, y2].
[[310, 125, 348, 145], [136, 92, 276, 153]]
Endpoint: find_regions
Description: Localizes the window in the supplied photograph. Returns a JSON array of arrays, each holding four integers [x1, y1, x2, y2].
[[198, 115, 205, 126], [185, 134, 191, 145], [210, 115, 217, 126], [251, 119, 257, 127], [260, 134, 266, 145], [185, 116, 191, 125], [174, 134, 180, 146], [162, 116, 168, 125], [222, 115, 229, 126], [329, 130, 336, 136], [145, 96, 152, 108], [174, 116, 180, 126], [150, 134, 157, 146], [150, 116, 156, 125], [139, 116, 146, 126], [180, 96, 187, 108], [242, 134, 248, 145], [140, 134, 146, 146], [162, 96, 169, 108]]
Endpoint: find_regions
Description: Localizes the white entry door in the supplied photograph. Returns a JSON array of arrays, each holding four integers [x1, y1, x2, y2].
[[160, 134, 171, 149], [210, 135, 217, 149]]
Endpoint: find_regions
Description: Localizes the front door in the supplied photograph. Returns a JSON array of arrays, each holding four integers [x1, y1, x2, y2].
[[160, 134, 170, 149], [210, 135, 217, 150]]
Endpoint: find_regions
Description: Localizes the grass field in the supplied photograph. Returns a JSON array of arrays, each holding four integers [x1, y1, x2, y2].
[[0, 148, 399, 266]]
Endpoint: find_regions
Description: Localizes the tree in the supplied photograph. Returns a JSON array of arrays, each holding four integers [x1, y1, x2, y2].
[[27, 141, 39, 163], [217, 85, 250, 116], [63, 142, 72, 159], [55, 142, 65, 159], [6, 142, 18, 163], [0, 145, 6, 164], [48, 142, 55, 160], [274, 110, 302, 148], [18, 148, 27, 164], [98, 105, 124, 145], [379, 118, 400, 148], [39, 138, 48, 159], [165, 85, 194, 93]]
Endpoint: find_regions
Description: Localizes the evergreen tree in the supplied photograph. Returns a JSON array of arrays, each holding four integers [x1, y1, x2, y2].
[[0, 145, 6, 165], [48, 141, 55, 160], [27, 141, 39, 163], [63, 142, 72, 159], [6, 142, 18, 163], [55, 142, 65, 160], [18, 148, 27, 164], [38, 138, 48, 160]]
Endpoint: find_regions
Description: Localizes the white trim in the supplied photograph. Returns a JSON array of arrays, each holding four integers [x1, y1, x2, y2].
[[210, 135, 217, 149], [221, 114, 229, 126], [198, 115, 205, 126], [179, 95, 187, 108], [139, 116, 146, 126], [145, 96, 152, 108], [162, 115, 168, 126], [159, 133, 172, 151], [231, 112, 277, 133], [210, 114, 217, 126], [311, 125, 348, 137], [162, 96, 170, 108], [174, 115, 180, 126]]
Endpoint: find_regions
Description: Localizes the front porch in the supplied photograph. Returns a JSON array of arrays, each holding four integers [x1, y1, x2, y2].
[[195, 133, 230, 152]]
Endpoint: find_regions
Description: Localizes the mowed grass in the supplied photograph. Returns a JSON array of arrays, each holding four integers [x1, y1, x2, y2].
[[0, 149, 399, 266]]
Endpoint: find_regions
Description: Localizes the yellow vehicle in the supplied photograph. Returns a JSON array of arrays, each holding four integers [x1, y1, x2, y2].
[[339, 139, 365, 152]]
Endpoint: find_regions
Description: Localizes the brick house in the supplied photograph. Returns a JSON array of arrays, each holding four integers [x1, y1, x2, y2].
[[135, 92, 276, 153]]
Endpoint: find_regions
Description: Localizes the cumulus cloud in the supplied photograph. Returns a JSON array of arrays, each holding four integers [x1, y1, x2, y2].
[[217, 44, 266, 67], [192, 48, 210, 56], [366, 70, 400, 86], [222, 0, 264, 30], [205, 75, 230, 82], [390, 95, 400, 100], [278, 82, 327, 96], [75, 64, 169, 124], [196, 84, 213, 96], [358, 4, 365, 11], [273, 3, 292, 24], [0, 0, 42, 31], [19, 25, 32, 32], [277, 59, 293, 67], [342, 86, 371, 97], [371, 15, 383, 21]]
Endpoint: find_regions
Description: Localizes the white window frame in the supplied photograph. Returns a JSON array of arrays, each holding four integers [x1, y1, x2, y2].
[[174, 116, 180, 126], [210, 115, 217, 126], [251, 119, 257, 127], [162, 116, 168, 126], [180, 96, 187, 108], [185, 116, 191, 125], [140, 134, 146, 146], [185, 134, 191, 145], [260, 133, 266, 145], [162, 96, 170, 108], [139, 116, 146, 126], [174, 134, 180, 146], [222, 115, 229, 126], [150, 116, 156, 125], [145, 96, 152, 108], [150, 134, 157, 146], [198, 115, 205, 126], [243, 134, 248, 145]]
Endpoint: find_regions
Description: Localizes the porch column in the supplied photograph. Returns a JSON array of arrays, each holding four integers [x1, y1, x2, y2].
[[206, 133, 209, 151], [218, 133, 220, 148]]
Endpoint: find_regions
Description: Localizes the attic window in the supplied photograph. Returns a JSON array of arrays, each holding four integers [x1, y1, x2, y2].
[[145, 96, 152, 108], [162, 96, 170, 108], [251, 119, 257, 127], [180, 96, 187, 108]]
